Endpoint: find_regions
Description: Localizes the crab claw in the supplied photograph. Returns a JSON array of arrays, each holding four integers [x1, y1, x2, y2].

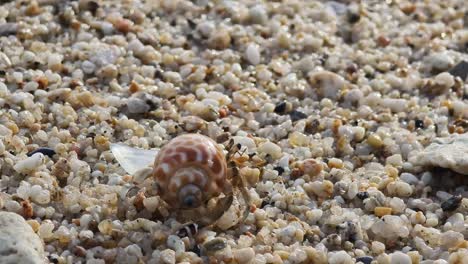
[[174, 194, 234, 227]]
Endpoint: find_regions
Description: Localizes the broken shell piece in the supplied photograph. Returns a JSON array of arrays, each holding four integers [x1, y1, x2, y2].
[[410, 133, 468, 175], [110, 143, 159, 175]]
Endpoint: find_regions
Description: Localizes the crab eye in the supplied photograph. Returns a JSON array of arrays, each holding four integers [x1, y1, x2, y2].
[[178, 184, 202, 209], [183, 195, 197, 208]]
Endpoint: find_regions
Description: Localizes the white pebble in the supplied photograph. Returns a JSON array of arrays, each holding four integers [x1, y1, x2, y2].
[[386, 154, 403, 167], [328, 251, 353, 264], [400, 173, 419, 185], [233, 248, 255, 263], [4, 200, 21, 213], [441, 230, 464, 249], [249, 5, 268, 24], [389, 251, 411, 264], [159, 249, 175, 264], [13, 153, 45, 174], [143, 197, 159, 212], [125, 244, 143, 259], [258, 141, 282, 159], [371, 241, 386, 254], [81, 60, 96, 74], [167, 235, 185, 253], [79, 230, 94, 240], [245, 43, 261, 65]]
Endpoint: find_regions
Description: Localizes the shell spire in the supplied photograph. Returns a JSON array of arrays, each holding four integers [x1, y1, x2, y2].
[[152, 134, 228, 209]]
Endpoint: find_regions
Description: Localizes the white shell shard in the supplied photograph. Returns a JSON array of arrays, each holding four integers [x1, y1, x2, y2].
[[410, 133, 468, 175], [110, 143, 159, 175]]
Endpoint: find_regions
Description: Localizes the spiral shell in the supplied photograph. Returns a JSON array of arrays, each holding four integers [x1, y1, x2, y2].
[[153, 133, 228, 209]]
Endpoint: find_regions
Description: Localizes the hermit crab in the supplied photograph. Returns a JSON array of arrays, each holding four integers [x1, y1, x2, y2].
[[110, 133, 252, 227]]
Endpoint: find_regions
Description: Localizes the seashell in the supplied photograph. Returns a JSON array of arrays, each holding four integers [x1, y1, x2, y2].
[[109, 143, 159, 175], [110, 134, 250, 226], [152, 133, 228, 209]]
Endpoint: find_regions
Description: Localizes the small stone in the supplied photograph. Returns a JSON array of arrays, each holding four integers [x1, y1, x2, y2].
[[289, 131, 309, 147], [208, 30, 231, 50], [203, 238, 227, 253], [245, 43, 261, 65], [160, 249, 175, 264], [328, 158, 344, 169], [374, 207, 392, 217], [0, 212, 45, 263], [410, 211, 426, 225], [448, 60, 468, 81], [400, 173, 419, 185], [441, 195, 462, 212], [389, 252, 411, 264], [0, 23, 18, 37], [304, 180, 334, 198], [387, 181, 413, 197], [377, 35, 391, 47], [233, 248, 255, 263], [27, 147, 56, 158], [258, 141, 282, 160], [239, 167, 260, 186], [82, 60, 96, 74], [289, 110, 308, 122], [13, 153, 45, 174], [371, 241, 386, 255], [367, 134, 384, 148], [434, 72, 455, 89], [143, 196, 159, 212], [415, 119, 424, 129], [300, 159, 323, 177], [274, 101, 287, 114], [308, 71, 346, 100], [440, 230, 464, 249], [328, 251, 352, 264], [127, 98, 150, 114], [386, 154, 403, 167], [249, 5, 268, 24], [389, 197, 406, 214], [357, 191, 369, 200], [356, 256, 373, 264], [371, 215, 409, 240], [167, 235, 185, 253], [407, 251, 421, 264], [425, 52, 454, 73]]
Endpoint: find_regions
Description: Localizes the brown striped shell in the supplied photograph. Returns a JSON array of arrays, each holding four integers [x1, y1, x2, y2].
[[152, 133, 228, 209]]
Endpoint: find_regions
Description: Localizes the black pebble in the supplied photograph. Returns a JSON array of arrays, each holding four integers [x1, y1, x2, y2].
[[441, 195, 462, 212], [347, 12, 360, 24], [448, 60, 468, 81], [191, 245, 201, 256], [87, 1, 99, 16], [415, 119, 424, 129], [260, 199, 270, 208], [187, 19, 196, 29], [289, 110, 308, 122], [356, 256, 373, 264], [176, 223, 199, 238], [356, 191, 369, 200], [274, 102, 287, 114], [273, 166, 285, 175], [27, 147, 56, 158]]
